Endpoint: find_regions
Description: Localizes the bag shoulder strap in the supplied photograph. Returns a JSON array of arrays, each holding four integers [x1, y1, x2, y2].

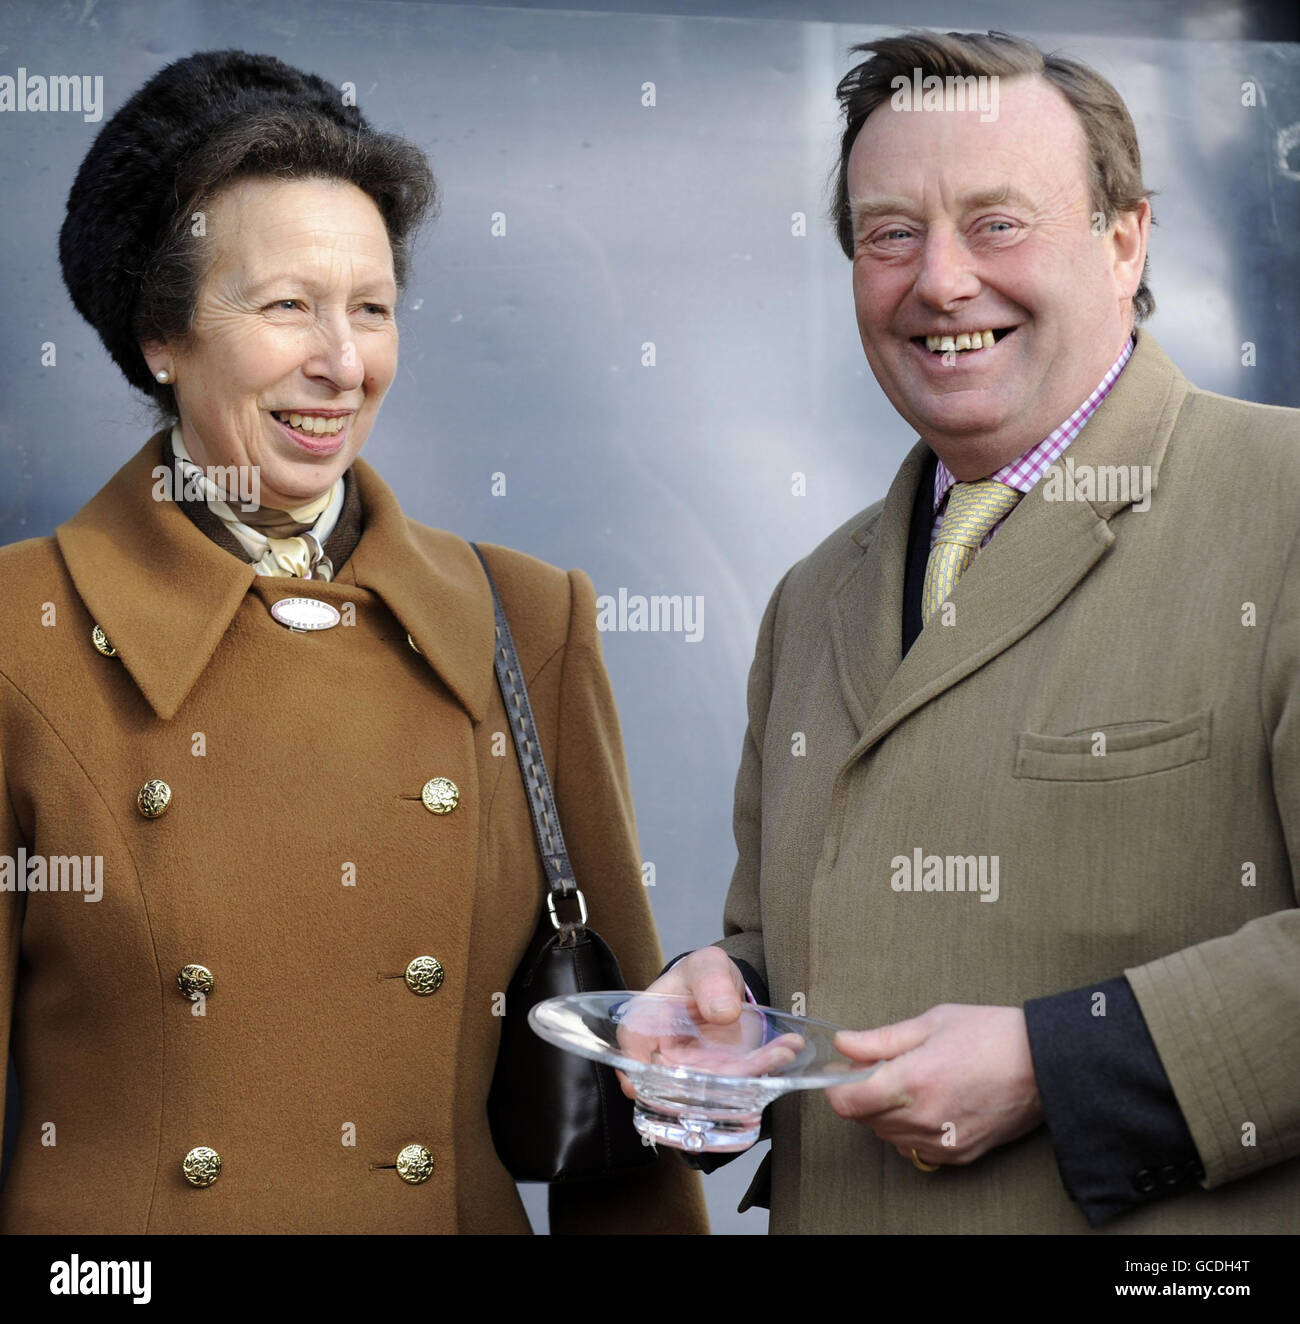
[[471, 543, 588, 930]]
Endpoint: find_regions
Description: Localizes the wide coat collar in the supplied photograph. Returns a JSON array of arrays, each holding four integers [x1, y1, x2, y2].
[[56, 430, 495, 724], [829, 327, 1191, 758]]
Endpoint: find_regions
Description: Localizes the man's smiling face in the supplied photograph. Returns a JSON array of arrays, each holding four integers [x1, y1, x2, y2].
[[846, 74, 1147, 479]]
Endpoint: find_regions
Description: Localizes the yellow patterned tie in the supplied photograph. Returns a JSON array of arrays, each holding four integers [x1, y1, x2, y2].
[[921, 479, 1023, 626]]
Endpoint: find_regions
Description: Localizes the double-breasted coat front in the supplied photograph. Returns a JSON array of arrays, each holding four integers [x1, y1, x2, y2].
[[0, 429, 707, 1235]]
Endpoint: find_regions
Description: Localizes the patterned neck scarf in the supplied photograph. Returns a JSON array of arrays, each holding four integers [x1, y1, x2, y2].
[[170, 425, 344, 580]]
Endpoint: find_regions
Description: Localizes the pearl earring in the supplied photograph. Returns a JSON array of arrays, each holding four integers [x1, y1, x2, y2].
[[156, 370, 171, 383]]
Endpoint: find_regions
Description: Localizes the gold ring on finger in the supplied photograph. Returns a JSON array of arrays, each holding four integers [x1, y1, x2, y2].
[[910, 1148, 940, 1172]]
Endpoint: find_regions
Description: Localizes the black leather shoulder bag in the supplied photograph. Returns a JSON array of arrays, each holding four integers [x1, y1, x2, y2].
[[473, 545, 656, 1183]]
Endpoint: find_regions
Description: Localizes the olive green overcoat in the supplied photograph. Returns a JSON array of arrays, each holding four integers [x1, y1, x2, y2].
[[715, 331, 1300, 1232]]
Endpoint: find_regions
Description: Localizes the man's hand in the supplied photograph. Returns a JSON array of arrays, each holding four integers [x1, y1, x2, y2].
[[824, 1004, 1044, 1166], [615, 946, 750, 1101]]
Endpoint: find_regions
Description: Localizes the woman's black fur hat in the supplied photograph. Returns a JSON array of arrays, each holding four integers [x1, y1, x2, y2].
[[59, 50, 367, 395]]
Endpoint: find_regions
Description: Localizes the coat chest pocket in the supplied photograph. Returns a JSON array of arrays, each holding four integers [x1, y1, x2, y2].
[[1012, 709, 1212, 782]]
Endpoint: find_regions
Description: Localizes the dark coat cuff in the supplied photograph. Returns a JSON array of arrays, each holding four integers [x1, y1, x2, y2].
[[1024, 974, 1204, 1226]]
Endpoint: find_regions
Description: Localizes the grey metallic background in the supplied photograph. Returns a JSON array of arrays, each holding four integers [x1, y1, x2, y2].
[[2, 0, 1297, 1233]]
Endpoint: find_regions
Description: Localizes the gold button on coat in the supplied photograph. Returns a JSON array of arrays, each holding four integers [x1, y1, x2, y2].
[[421, 777, 459, 814], [406, 632, 422, 655], [396, 1143, 434, 1184], [182, 1146, 221, 1187], [136, 779, 172, 818], [177, 964, 214, 998], [91, 625, 117, 657], [405, 956, 445, 996]]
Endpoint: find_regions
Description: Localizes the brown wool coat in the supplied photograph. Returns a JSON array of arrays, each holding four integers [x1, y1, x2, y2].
[[714, 331, 1300, 1232], [0, 429, 707, 1235]]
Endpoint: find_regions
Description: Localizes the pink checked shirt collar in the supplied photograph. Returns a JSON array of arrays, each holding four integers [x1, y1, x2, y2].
[[932, 334, 1135, 542]]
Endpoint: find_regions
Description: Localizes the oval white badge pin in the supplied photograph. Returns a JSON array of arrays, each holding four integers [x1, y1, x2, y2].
[[270, 597, 342, 631]]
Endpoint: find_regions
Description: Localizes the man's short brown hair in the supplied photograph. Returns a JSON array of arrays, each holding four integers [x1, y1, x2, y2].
[[830, 29, 1156, 321]]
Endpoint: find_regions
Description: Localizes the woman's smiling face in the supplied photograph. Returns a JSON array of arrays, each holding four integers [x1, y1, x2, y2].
[[142, 175, 399, 509]]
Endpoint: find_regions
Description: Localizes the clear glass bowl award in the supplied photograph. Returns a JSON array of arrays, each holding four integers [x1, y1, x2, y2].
[[528, 991, 880, 1154]]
